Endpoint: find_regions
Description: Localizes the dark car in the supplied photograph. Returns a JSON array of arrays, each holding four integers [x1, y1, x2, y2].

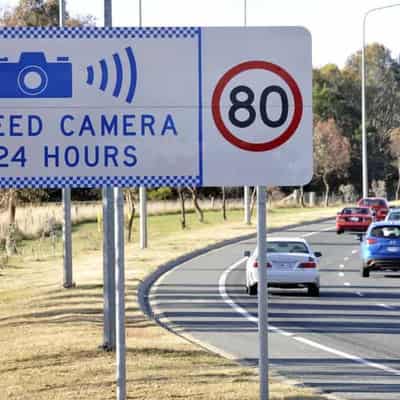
[[357, 197, 389, 221]]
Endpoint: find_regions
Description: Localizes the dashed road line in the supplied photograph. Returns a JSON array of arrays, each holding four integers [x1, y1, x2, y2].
[[377, 303, 395, 310], [219, 259, 400, 378]]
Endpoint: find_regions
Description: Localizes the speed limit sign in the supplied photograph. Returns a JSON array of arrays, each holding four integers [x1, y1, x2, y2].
[[204, 27, 312, 186]]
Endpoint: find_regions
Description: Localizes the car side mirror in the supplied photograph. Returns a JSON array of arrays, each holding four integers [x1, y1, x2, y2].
[[244, 250, 251, 257], [314, 251, 322, 258]]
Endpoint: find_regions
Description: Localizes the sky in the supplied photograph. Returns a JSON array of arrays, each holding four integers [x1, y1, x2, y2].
[[0, 0, 400, 67]]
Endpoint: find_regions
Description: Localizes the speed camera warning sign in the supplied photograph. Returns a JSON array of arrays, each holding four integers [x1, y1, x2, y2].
[[0, 26, 311, 188]]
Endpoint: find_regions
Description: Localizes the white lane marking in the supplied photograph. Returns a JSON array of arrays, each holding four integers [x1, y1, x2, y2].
[[344, 282, 351, 287], [377, 303, 395, 310], [219, 260, 400, 377], [344, 257, 349, 261], [339, 264, 345, 269], [338, 272, 344, 277], [301, 226, 335, 237], [352, 250, 358, 254]]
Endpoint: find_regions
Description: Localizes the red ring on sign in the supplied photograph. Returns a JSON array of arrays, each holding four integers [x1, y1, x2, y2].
[[212, 61, 303, 152]]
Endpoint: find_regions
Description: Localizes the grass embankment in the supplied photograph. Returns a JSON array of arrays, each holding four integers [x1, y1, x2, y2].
[[0, 206, 338, 400]]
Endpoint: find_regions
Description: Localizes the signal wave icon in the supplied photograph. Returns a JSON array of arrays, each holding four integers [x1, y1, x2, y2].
[[86, 46, 137, 104]]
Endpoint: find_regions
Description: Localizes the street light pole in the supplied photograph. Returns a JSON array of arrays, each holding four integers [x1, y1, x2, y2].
[[362, 3, 400, 198]]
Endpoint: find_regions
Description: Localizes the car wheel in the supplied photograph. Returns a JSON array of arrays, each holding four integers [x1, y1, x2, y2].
[[336, 229, 343, 235], [248, 283, 258, 296], [308, 283, 320, 297], [362, 267, 370, 278]]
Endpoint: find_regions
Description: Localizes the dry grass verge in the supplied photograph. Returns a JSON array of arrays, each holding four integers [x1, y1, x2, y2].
[[0, 207, 339, 399]]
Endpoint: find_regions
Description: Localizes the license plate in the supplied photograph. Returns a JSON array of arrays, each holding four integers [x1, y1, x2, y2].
[[387, 247, 400, 252], [278, 263, 292, 269], [350, 217, 359, 222]]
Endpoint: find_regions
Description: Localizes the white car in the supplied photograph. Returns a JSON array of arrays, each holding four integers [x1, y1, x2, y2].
[[244, 237, 321, 297], [385, 209, 400, 222]]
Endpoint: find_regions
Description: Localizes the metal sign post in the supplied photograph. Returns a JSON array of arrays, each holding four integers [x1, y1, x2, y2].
[[139, 186, 148, 249], [257, 186, 268, 399], [59, 0, 73, 289], [102, 187, 116, 350], [244, 186, 251, 224], [114, 188, 126, 400], [101, 0, 116, 352]]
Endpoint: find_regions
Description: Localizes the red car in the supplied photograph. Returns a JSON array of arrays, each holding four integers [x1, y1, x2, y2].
[[336, 206, 374, 234], [357, 197, 389, 221]]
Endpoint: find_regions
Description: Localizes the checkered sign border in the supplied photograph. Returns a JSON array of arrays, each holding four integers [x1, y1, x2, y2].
[[0, 176, 201, 189], [0, 26, 200, 39]]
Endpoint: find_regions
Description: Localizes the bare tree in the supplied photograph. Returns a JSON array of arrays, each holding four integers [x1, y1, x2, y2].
[[125, 189, 137, 242], [186, 186, 203, 223], [177, 187, 186, 229], [250, 187, 257, 217], [314, 118, 351, 206], [221, 187, 227, 220]]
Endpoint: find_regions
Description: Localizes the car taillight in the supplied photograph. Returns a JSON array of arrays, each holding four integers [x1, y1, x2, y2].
[[367, 238, 377, 245], [298, 261, 316, 268], [253, 261, 272, 268]]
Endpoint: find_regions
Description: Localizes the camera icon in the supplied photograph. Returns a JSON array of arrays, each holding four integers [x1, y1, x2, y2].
[[0, 52, 72, 98]]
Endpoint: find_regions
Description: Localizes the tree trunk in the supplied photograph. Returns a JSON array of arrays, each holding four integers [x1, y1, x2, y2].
[[222, 187, 227, 220], [397, 162, 400, 200], [178, 187, 186, 229], [6, 190, 17, 255], [127, 191, 136, 242], [187, 186, 204, 222], [250, 187, 257, 217], [322, 174, 330, 207], [8, 189, 16, 225], [299, 186, 306, 208]]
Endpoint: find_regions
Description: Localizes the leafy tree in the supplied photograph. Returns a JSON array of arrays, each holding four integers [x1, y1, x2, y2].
[[0, 0, 94, 26], [345, 43, 400, 186], [390, 128, 400, 199], [314, 119, 351, 206]]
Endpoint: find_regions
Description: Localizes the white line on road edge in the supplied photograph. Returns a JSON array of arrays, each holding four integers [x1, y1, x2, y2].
[[338, 272, 344, 277], [344, 282, 351, 287], [377, 303, 396, 310], [339, 264, 344, 269], [219, 264, 400, 377]]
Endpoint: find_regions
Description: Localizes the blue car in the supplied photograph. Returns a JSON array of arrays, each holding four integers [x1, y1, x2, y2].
[[360, 221, 400, 277]]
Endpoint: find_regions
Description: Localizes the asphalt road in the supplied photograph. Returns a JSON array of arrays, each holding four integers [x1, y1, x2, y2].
[[149, 219, 400, 400]]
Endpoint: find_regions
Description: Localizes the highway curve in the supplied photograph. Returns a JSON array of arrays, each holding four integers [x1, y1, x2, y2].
[[148, 219, 400, 400]]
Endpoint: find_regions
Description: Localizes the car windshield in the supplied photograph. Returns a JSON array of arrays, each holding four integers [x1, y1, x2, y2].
[[370, 226, 400, 239], [361, 199, 386, 207], [342, 208, 369, 215], [388, 213, 400, 221], [266, 241, 309, 254]]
